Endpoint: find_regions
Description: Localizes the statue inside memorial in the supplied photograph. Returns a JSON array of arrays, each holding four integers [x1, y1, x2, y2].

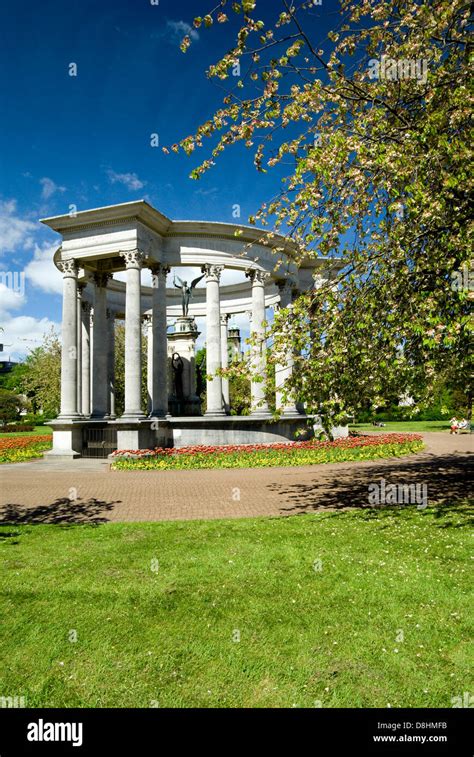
[[171, 352, 184, 400], [173, 273, 205, 317]]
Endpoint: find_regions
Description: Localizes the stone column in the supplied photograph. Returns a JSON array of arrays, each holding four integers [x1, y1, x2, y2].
[[89, 312, 94, 414], [91, 272, 111, 418], [275, 280, 302, 415], [107, 309, 116, 419], [81, 300, 91, 417], [202, 264, 225, 416], [220, 313, 230, 413], [145, 314, 153, 414], [76, 284, 84, 414], [120, 250, 145, 419], [57, 259, 80, 419], [149, 264, 170, 417], [246, 269, 271, 416]]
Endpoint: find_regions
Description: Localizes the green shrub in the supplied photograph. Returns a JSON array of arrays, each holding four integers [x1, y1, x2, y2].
[[23, 413, 49, 426], [1, 424, 34, 433]]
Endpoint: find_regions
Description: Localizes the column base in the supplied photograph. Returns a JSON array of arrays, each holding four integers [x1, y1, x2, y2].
[[279, 408, 305, 417], [120, 412, 146, 421], [250, 404, 272, 417], [205, 409, 226, 417], [148, 410, 168, 420], [44, 449, 81, 460]]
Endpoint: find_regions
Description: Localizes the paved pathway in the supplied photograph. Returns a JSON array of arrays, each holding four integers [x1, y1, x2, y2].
[[0, 433, 471, 524]]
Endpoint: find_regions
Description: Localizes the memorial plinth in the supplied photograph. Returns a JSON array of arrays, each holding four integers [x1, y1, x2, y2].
[[167, 316, 202, 416]]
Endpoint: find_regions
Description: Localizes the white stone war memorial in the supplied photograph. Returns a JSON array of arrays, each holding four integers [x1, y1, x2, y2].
[[42, 200, 340, 459]]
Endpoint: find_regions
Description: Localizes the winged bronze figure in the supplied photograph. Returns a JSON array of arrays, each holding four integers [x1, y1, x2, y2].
[[173, 272, 205, 317]]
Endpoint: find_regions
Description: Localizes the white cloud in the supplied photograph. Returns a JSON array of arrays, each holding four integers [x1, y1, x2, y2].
[[0, 281, 26, 317], [166, 20, 199, 43], [194, 186, 218, 198], [0, 315, 60, 362], [106, 169, 146, 191], [24, 242, 63, 295], [40, 177, 66, 200], [0, 200, 36, 255]]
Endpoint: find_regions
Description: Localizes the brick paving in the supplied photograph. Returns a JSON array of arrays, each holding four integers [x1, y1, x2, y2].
[[0, 433, 471, 524]]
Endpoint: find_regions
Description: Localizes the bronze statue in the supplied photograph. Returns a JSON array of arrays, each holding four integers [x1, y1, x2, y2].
[[173, 273, 205, 317], [171, 353, 184, 399]]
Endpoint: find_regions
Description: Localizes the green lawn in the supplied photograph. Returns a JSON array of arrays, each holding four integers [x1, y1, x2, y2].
[[351, 420, 450, 433], [0, 425, 52, 438], [1, 502, 471, 708]]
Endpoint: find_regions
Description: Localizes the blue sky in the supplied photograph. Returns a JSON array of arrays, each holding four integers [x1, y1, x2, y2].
[[0, 0, 336, 359]]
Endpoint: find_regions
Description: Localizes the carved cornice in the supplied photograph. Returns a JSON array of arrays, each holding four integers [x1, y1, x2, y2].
[[165, 230, 297, 254], [119, 249, 146, 269], [201, 264, 224, 283], [62, 215, 139, 234]]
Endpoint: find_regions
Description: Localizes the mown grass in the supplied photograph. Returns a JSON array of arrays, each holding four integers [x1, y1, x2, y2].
[[0, 425, 52, 438], [351, 421, 449, 433], [0, 502, 472, 708]]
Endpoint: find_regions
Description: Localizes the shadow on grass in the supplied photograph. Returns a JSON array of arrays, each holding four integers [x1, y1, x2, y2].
[[0, 497, 121, 528], [270, 451, 473, 524]]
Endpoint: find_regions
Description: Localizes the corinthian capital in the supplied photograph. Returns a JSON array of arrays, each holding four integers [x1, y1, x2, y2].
[[93, 271, 112, 288], [277, 278, 297, 306], [201, 264, 224, 283], [245, 268, 270, 285], [57, 259, 78, 278], [149, 263, 170, 276], [150, 263, 170, 286], [119, 249, 146, 269]]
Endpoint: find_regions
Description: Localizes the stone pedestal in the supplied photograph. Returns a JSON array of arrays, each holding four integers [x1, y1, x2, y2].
[[45, 420, 86, 459], [167, 316, 202, 416], [114, 419, 171, 453]]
